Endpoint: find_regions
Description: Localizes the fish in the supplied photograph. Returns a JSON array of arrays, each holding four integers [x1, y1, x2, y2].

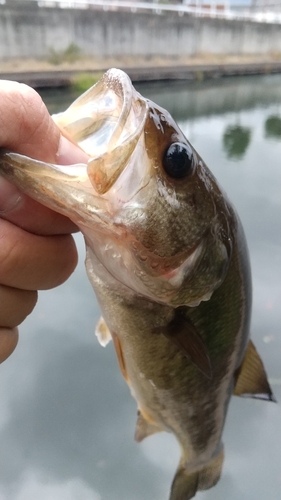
[[0, 69, 275, 500]]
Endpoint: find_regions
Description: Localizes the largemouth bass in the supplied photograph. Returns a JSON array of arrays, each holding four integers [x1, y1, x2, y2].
[[0, 69, 274, 500]]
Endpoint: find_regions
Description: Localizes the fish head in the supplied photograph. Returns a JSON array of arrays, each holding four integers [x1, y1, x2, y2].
[[0, 69, 233, 307]]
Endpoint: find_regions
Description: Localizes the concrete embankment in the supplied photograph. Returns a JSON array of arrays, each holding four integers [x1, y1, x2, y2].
[[1, 3, 281, 62], [1, 4, 281, 87], [2, 60, 281, 88]]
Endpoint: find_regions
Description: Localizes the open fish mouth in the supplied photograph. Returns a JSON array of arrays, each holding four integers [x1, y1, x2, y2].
[[0, 69, 148, 223], [54, 68, 148, 195]]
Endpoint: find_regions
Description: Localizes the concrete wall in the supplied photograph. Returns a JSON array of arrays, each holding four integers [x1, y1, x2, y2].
[[0, 4, 281, 60]]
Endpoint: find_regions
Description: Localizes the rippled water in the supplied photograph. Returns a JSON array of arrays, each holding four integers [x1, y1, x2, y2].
[[0, 74, 280, 500]]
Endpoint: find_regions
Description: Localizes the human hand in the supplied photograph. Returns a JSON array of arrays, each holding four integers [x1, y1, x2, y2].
[[0, 81, 88, 363]]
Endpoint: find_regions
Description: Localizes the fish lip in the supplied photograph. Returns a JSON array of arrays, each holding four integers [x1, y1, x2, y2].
[[0, 149, 111, 227], [54, 68, 149, 195], [53, 68, 134, 154]]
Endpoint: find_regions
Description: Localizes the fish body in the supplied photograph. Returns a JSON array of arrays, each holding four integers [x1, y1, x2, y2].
[[0, 69, 274, 500]]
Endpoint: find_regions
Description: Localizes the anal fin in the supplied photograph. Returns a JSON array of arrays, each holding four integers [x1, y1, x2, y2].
[[134, 410, 163, 443], [234, 340, 276, 401]]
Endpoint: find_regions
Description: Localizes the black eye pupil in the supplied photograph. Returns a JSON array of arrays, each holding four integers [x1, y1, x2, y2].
[[163, 142, 194, 179]]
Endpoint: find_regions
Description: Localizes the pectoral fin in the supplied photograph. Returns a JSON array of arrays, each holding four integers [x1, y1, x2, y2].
[[135, 410, 164, 443], [234, 340, 276, 401], [160, 313, 212, 380], [112, 332, 129, 383], [95, 318, 130, 384]]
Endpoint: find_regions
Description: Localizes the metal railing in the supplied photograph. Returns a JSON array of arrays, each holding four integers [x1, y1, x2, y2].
[[3, 0, 281, 24]]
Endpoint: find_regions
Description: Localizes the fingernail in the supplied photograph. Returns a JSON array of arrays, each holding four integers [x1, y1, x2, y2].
[[56, 135, 89, 166], [0, 176, 23, 214]]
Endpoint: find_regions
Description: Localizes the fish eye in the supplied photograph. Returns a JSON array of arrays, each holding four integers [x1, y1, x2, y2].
[[163, 142, 194, 179]]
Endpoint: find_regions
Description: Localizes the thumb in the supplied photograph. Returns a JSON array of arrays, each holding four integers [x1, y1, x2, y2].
[[0, 80, 88, 165], [0, 80, 61, 162]]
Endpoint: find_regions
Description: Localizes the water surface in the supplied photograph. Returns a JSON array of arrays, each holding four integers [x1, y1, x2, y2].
[[0, 74, 280, 500]]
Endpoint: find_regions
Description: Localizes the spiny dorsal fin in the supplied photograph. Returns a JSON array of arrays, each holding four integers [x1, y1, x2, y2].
[[160, 313, 212, 380], [134, 410, 163, 443], [234, 340, 276, 402]]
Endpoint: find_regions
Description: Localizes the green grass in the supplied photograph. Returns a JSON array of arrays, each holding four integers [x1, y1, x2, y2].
[[47, 43, 81, 65], [71, 73, 103, 92]]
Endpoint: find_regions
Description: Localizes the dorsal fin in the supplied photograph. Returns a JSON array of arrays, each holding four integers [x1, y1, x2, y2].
[[160, 313, 212, 380], [234, 340, 276, 401]]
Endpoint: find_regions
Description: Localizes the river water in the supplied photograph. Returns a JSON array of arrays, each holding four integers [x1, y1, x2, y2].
[[0, 74, 280, 500]]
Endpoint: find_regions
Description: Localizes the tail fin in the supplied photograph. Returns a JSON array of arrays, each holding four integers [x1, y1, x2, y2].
[[170, 467, 199, 500], [170, 448, 224, 500]]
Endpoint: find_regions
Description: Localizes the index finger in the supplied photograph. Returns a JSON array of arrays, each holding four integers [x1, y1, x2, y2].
[[0, 176, 78, 235]]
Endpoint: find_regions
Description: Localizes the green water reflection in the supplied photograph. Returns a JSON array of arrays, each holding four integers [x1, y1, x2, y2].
[[1, 74, 280, 500], [265, 115, 281, 140], [222, 124, 252, 160]]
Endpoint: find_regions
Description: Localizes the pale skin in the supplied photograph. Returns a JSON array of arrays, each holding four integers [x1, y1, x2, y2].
[[0, 81, 88, 362]]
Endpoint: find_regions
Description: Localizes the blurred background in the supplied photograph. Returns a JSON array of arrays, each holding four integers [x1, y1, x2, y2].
[[1, 0, 281, 85], [0, 2, 281, 500]]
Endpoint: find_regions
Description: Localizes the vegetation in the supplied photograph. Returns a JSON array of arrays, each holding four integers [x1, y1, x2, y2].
[[264, 115, 281, 140], [223, 124, 251, 160], [47, 43, 81, 65], [71, 73, 103, 92]]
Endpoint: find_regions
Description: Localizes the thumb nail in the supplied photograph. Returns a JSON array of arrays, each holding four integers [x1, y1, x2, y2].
[[0, 176, 23, 214], [56, 135, 89, 166]]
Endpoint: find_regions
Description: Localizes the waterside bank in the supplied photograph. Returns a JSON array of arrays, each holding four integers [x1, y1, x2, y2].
[[1, 55, 281, 88]]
